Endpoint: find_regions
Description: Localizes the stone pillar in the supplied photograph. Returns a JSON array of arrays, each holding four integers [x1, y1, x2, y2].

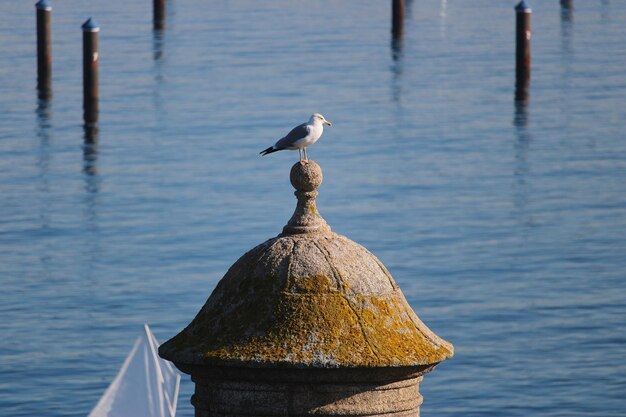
[[160, 161, 453, 416], [185, 367, 427, 417]]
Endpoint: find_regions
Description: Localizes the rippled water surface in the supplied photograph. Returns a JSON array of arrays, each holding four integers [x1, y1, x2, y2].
[[1, 1, 625, 416]]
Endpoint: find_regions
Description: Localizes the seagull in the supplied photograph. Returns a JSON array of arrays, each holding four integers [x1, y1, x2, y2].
[[260, 113, 332, 164]]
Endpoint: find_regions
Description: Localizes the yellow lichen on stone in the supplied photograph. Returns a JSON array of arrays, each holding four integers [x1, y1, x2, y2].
[[355, 295, 453, 365], [290, 274, 335, 294], [159, 233, 453, 368]]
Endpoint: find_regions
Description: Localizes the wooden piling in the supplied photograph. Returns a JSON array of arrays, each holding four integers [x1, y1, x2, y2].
[[82, 18, 99, 126], [154, 0, 165, 30], [515, 1, 531, 90], [392, 0, 405, 40], [35, 0, 52, 97]]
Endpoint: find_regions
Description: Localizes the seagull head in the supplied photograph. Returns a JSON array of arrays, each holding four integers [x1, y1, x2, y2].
[[310, 113, 332, 127]]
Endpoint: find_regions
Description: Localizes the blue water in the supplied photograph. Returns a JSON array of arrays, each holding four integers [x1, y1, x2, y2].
[[1, 1, 625, 416]]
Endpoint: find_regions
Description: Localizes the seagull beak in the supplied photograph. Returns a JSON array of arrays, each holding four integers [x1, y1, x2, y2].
[[324, 120, 332, 126]]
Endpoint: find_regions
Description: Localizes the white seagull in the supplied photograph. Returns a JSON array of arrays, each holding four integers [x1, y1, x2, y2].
[[260, 113, 332, 164]]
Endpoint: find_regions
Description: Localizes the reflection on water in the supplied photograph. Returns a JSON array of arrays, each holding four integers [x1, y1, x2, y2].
[[560, 0, 574, 54], [513, 97, 529, 130], [390, 0, 406, 104], [35, 98, 52, 133], [83, 125, 99, 179], [35, 98, 52, 232], [390, 54, 403, 105], [152, 28, 166, 128], [153, 29, 165, 62], [601, 0, 610, 21], [391, 37, 403, 63], [81, 124, 101, 287], [439, 0, 448, 38], [559, 1, 573, 118], [513, 47, 532, 228], [513, 98, 531, 228], [560, 0, 574, 21], [82, 137, 99, 218]]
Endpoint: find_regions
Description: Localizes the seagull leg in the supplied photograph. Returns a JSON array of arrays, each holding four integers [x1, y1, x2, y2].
[[303, 148, 309, 164], [299, 148, 303, 164]]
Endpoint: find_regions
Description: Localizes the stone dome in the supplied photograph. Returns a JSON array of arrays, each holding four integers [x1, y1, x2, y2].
[[159, 161, 453, 368]]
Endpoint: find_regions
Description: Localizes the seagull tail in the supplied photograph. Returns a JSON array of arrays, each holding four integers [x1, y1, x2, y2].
[[260, 146, 279, 156]]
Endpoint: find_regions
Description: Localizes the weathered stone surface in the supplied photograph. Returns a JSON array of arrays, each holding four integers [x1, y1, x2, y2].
[[290, 160, 323, 192], [184, 366, 427, 417], [159, 231, 452, 368], [159, 160, 453, 416], [283, 161, 331, 235]]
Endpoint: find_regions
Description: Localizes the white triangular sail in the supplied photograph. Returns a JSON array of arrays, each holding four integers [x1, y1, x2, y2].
[[88, 324, 181, 417]]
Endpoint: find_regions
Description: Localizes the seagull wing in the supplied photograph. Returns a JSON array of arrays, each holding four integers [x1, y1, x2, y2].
[[275, 123, 310, 149]]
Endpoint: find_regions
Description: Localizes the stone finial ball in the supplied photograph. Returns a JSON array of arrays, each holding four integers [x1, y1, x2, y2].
[[290, 160, 323, 191]]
